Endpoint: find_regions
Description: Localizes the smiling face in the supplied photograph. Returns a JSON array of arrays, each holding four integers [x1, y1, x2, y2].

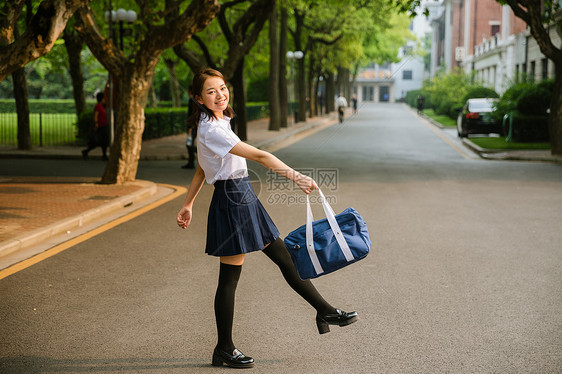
[[197, 76, 229, 119]]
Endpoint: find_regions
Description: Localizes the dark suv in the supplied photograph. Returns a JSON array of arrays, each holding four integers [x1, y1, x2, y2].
[[457, 98, 501, 137]]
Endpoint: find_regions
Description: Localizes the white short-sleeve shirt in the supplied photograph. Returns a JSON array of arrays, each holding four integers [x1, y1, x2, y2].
[[196, 114, 248, 184]]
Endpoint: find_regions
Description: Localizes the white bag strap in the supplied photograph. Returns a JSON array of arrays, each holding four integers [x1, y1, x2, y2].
[[305, 189, 355, 275], [306, 194, 324, 275], [317, 189, 354, 262]]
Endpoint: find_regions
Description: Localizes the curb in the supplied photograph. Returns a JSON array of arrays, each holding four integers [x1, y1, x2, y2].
[[406, 104, 562, 164], [0, 180, 158, 258], [419, 113, 445, 129], [461, 138, 504, 154]]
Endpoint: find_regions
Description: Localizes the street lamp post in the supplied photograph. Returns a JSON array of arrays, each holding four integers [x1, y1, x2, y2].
[[286, 50, 303, 123], [104, 7, 137, 145]]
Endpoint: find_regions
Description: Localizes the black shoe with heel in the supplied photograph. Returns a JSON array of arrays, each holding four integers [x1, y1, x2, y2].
[[211, 347, 255, 368], [316, 309, 358, 334]]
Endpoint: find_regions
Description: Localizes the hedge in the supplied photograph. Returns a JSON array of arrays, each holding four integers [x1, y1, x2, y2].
[[505, 111, 550, 142], [76, 103, 273, 144], [405, 89, 431, 109], [0, 99, 96, 114], [461, 86, 499, 103], [78, 108, 190, 143]]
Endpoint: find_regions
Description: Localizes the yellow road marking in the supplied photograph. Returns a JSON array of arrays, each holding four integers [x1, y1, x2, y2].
[[0, 183, 187, 281]]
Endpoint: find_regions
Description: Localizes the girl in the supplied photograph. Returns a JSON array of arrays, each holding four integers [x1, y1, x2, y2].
[[176, 68, 357, 369]]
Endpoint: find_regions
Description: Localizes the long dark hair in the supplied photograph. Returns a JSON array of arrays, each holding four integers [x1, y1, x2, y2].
[[186, 68, 235, 129]]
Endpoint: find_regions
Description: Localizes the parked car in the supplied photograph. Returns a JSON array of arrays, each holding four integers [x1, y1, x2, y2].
[[457, 98, 502, 137]]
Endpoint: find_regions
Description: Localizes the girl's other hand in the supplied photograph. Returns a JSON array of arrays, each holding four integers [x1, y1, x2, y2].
[[295, 173, 318, 194], [176, 206, 193, 229]]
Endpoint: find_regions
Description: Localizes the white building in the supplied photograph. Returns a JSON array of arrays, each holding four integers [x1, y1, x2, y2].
[[354, 3, 434, 103], [428, 0, 559, 95]]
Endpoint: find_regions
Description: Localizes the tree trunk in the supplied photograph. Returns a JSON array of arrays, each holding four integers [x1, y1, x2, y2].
[[296, 56, 307, 122], [268, 2, 280, 131], [307, 51, 315, 118], [343, 67, 351, 105], [350, 62, 359, 104], [12, 67, 31, 150], [74, 0, 220, 184], [232, 58, 247, 141], [12, 21, 31, 150], [326, 72, 335, 113], [313, 74, 320, 117], [279, 6, 288, 128], [164, 58, 181, 107], [64, 30, 86, 116], [102, 67, 152, 184], [336, 66, 345, 97], [293, 10, 306, 123], [147, 81, 157, 108], [550, 61, 562, 155]]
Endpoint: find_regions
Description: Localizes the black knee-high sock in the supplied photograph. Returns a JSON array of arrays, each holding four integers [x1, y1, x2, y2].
[[214, 262, 242, 352], [263, 237, 336, 315]]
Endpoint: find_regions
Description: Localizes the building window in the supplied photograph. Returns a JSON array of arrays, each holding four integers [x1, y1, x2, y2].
[[491, 24, 500, 36], [403, 70, 413, 80], [530, 61, 536, 81], [542, 58, 548, 79]]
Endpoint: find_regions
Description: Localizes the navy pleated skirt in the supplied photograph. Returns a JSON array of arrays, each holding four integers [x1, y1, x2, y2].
[[205, 176, 280, 257]]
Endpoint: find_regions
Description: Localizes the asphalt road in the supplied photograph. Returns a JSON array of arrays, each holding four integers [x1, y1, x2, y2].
[[1, 103, 561, 373]]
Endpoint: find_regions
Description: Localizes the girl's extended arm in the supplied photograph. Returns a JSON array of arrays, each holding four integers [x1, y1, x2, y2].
[[176, 166, 206, 229], [229, 142, 318, 194]]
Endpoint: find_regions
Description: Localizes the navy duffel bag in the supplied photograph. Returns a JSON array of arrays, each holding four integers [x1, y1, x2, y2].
[[284, 189, 371, 280]]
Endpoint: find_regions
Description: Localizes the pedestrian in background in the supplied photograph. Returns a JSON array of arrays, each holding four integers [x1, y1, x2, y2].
[[417, 94, 425, 114], [176, 68, 358, 369], [336, 93, 348, 123], [181, 90, 197, 169], [352, 94, 358, 114], [82, 92, 109, 161]]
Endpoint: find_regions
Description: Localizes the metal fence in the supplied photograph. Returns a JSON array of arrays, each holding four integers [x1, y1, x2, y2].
[[0, 113, 78, 146]]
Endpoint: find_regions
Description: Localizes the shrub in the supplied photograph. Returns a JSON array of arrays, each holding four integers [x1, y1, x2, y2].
[[461, 86, 499, 103], [0, 99, 96, 114], [405, 89, 431, 109], [516, 85, 550, 116], [537, 78, 555, 94], [424, 70, 469, 119], [76, 111, 94, 143], [405, 89, 421, 107], [509, 112, 549, 142], [492, 82, 535, 121], [76, 103, 271, 143], [143, 108, 188, 140], [246, 76, 269, 102], [76, 108, 188, 144]]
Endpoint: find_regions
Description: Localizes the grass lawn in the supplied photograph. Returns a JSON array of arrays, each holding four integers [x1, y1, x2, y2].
[[469, 136, 551, 150], [0, 113, 77, 146], [422, 109, 457, 128]]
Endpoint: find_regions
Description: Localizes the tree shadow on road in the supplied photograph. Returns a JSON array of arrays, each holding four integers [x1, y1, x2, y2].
[[0, 356, 214, 373]]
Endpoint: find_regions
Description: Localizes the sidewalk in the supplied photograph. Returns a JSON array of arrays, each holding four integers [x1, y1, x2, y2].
[[0, 114, 337, 270]]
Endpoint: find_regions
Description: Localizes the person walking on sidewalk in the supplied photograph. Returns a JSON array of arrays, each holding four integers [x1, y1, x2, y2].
[[182, 92, 197, 169], [82, 92, 109, 160], [336, 93, 347, 123], [176, 68, 358, 369]]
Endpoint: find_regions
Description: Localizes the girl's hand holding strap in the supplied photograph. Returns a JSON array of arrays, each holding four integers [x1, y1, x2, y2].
[[293, 172, 318, 194]]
